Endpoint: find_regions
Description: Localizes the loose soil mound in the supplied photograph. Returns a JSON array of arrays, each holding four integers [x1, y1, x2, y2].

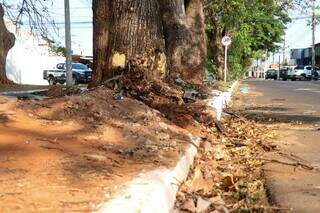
[[0, 87, 195, 212]]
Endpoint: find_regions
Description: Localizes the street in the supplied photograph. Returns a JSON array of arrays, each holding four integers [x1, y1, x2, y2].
[[240, 79, 320, 212]]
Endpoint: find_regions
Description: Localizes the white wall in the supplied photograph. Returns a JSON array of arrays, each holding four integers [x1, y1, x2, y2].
[[5, 21, 65, 85]]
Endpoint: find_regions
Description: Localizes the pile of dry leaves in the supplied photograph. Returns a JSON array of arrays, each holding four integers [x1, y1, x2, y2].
[[174, 111, 278, 213]]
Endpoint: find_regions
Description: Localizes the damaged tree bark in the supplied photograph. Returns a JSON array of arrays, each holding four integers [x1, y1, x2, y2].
[[0, 4, 15, 85], [92, 0, 167, 83], [91, 0, 206, 85]]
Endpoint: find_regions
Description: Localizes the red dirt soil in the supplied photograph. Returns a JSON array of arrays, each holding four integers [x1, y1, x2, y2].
[[0, 88, 195, 212]]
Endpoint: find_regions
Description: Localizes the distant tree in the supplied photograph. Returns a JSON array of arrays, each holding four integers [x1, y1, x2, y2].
[[48, 42, 67, 57], [0, 4, 15, 84], [205, 0, 290, 80]]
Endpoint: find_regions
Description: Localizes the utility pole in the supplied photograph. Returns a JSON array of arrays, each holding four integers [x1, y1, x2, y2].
[[278, 54, 281, 80], [272, 52, 275, 65], [64, 0, 73, 87], [283, 36, 286, 65], [312, 0, 316, 72]]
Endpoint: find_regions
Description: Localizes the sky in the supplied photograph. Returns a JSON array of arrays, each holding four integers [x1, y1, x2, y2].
[[5, 0, 320, 59], [48, 0, 92, 56], [269, 1, 320, 64], [50, 0, 320, 61], [5, 0, 93, 55]]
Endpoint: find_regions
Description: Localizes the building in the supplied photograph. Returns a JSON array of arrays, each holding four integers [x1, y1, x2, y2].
[[290, 43, 320, 67], [5, 20, 64, 85]]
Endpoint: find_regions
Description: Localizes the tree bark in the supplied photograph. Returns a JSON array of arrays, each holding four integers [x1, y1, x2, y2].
[[184, 0, 206, 83], [91, 0, 206, 85], [91, 0, 166, 84], [91, 0, 109, 86], [0, 4, 15, 85], [160, 0, 206, 84], [210, 26, 224, 81], [160, 0, 189, 79]]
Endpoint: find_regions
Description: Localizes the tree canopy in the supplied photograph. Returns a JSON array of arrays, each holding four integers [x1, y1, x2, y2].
[[1, 0, 55, 39], [205, 0, 291, 80]]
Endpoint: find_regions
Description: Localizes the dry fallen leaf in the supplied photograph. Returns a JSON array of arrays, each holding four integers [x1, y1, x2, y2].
[[181, 198, 196, 212], [196, 197, 211, 213]]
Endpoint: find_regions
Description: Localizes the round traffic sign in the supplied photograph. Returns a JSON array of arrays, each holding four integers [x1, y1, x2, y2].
[[221, 36, 232, 46]]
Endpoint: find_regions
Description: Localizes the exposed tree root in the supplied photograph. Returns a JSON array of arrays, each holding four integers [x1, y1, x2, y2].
[[100, 68, 215, 134], [0, 78, 15, 86]]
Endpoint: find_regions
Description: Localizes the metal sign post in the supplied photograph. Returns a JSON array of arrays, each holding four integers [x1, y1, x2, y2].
[[224, 46, 228, 82], [222, 36, 232, 83]]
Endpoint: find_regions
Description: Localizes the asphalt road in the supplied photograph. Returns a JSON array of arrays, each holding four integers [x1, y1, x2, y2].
[[242, 79, 320, 123], [240, 79, 320, 213]]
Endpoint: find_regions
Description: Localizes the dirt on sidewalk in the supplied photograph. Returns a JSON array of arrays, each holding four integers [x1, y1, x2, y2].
[[0, 87, 198, 212]]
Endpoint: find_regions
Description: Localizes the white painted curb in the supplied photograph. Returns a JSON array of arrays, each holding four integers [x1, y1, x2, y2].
[[207, 81, 238, 120], [98, 134, 201, 213], [0, 89, 48, 96], [97, 82, 238, 213]]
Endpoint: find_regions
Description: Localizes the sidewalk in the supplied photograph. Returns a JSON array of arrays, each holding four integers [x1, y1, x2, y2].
[[237, 79, 320, 213]]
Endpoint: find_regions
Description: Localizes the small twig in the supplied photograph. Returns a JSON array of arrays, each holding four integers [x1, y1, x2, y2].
[[176, 139, 199, 150], [40, 145, 64, 152], [258, 158, 315, 171], [278, 151, 308, 163], [223, 109, 246, 122], [36, 137, 59, 144], [237, 205, 293, 212], [214, 118, 225, 133], [173, 176, 183, 185], [103, 75, 123, 84]]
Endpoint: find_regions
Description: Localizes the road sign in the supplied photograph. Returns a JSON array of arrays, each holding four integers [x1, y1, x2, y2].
[[221, 36, 232, 82], [221, 36, 232, 46]]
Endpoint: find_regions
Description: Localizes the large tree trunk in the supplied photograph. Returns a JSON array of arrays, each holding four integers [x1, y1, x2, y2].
[[160, 0, 206, 84], [210, 26, 224, 81], [91, 0, 206, 85], [91, 0, 109, 86], [92, 0, 166, 84], [0, 4, 15, 85], [160, 0, 189, 79]]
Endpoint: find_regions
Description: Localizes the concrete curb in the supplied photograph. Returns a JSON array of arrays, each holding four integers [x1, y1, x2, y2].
[[97, 82, 238, 213], [0, 89, 48, 96], [208, 81, 238, 120], [98, 134, 201, 213]]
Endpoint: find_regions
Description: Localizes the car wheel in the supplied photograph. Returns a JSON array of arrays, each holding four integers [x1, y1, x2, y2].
[[48, 77, 56, 86], [292, 78, 296, 81]]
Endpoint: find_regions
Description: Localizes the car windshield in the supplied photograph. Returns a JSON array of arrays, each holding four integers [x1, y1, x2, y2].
[[72, 63, 88, 70]]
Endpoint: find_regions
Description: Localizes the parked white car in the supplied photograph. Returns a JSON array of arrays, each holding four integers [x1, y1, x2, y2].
[[287, 65, 320, 81]]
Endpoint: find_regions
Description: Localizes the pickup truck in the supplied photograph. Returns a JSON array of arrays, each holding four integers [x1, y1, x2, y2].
[[287, 65, 319, 81], [43, 62, 92, 85]]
